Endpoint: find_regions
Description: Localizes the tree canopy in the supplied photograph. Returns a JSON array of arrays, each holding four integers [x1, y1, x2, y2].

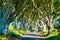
[[0, 0, 60, 35]]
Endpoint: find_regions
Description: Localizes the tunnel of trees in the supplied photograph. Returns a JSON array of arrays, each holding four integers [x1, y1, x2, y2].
[[0, 0, 60, 37]]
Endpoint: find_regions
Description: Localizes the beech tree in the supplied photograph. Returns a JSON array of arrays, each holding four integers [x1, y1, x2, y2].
[[0, 0, 60, 35]]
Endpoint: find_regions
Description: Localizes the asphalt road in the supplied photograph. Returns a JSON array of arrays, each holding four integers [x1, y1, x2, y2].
[[22, 31, 44, 38], [10, 32, 44, 40], [19, 32, 44, 40], [19, 37, 44, 40]]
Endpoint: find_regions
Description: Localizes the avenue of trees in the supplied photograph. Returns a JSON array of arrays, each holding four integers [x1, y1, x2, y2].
[[0, 0, 60, 36]]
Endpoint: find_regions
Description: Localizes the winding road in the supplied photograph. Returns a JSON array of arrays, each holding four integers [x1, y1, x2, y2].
[[20, 31, 44, 40], [11, 31, 44, 40], [22, 31, 44, 38]]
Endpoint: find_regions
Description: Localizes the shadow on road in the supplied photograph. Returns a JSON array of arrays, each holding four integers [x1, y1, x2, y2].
[[19, 37, 44, 40]]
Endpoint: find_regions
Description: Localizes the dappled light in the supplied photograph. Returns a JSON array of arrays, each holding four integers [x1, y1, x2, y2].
[[0, 0, 60, 40]]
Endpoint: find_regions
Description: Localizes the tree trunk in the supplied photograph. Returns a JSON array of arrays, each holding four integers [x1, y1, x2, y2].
[[0, 19, 6, 34]]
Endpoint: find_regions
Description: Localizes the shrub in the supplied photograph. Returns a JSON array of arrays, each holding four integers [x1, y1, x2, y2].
[[44, 36, 60, 40], [8, 24, 24, 37]]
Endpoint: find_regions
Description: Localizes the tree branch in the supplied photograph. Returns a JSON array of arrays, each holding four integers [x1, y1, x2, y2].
[[15, 0, 28, 20], [32, 0, 43, 14]]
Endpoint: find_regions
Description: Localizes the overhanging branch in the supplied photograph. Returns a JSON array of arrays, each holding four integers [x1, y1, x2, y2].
[[32, 0, 43, 14], [15, 0, 28, 20]]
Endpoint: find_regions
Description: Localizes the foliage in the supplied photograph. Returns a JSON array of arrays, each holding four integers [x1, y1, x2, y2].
[[0, 0, 60, 37], [0, 35, 8, 40], [38, 32, 48, 36], [45, 29, 59, 38], [8, 30, 23, 37], [8, 24, 24, 37], [44, 36, 60, 40]]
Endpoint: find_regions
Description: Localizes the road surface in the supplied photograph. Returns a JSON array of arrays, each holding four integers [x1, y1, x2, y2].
[[10, 32, 44, 40], [19, 32, 44, 40], [22, 31, 44, 38]]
